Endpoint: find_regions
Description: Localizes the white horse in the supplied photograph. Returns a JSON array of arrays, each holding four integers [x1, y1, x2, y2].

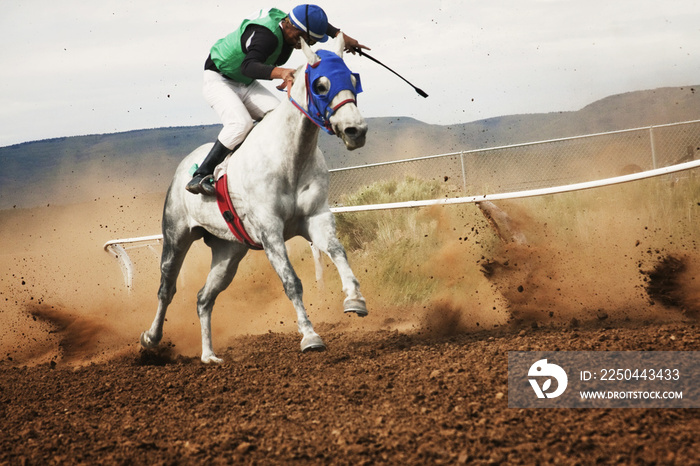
[[141, 37, 368, 363]]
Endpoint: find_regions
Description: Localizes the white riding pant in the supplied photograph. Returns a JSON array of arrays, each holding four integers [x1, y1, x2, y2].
[[202, 70, 280, 150]]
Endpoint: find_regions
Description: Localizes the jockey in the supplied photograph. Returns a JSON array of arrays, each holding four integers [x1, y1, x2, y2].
[[186, 4, 369, 195]]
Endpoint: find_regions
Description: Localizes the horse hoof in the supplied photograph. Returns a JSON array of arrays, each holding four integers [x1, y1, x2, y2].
[[201, 354, 224, 364], [343, 298, 368, 317], [140, 331, 159, 349], [300, 334, 326, 353]]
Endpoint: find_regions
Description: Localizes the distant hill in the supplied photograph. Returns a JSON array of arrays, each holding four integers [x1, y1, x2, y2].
[[1, 85, 698, 209], [338, 85, 700, 165], [0, 126, 221, 209]]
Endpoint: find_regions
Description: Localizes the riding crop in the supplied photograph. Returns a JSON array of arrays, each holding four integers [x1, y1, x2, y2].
[[355, 48, 428, 98]]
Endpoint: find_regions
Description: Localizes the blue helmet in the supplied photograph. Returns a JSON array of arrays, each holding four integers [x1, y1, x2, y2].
[[289, 4, 329, 43]]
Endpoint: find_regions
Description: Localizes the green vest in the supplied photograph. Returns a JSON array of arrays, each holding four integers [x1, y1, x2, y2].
[[210, 8, 287, 84]]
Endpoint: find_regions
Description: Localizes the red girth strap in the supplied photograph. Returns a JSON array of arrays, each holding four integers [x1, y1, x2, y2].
[[214, 174, 263, 250]]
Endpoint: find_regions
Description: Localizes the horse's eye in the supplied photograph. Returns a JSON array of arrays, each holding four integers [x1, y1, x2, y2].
[[313, 77, 330, 96]]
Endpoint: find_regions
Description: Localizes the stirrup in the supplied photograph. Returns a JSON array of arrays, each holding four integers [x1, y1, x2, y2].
[[186, 174, 216, 196], [199, 175, 216, 196]]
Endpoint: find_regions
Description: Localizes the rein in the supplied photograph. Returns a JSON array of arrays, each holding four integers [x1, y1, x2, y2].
[[287, 86, 355, 135], [287, 50, 362, 135]]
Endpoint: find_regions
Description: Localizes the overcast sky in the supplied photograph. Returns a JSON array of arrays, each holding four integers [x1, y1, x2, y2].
[[1, 0, 698, 147]]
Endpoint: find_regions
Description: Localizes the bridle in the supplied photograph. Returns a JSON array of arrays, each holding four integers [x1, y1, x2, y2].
[[288, 50, 363, 135]]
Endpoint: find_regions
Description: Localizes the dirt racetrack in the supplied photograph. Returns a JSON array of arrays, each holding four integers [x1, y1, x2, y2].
[[2, 321, 699, 465], [1, 174, 700, 464]]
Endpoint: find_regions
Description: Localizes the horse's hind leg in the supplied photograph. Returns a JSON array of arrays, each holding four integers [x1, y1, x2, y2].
[[197, 236, 248, 364], [140, 223, 199, 349], [307, 212, 368, 316]]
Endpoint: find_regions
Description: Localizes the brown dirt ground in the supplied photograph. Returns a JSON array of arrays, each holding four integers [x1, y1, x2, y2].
[[1, 183, 699, 464], [1, 322, 698, 465]]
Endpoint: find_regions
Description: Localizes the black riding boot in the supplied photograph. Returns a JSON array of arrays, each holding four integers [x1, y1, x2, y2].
[[185, 140, 231, 196]]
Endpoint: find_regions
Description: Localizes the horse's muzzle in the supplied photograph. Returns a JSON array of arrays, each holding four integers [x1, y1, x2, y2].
[[339, 123, 368, 150]]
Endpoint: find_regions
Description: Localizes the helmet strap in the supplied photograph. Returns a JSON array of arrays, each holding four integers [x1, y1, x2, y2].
[[305, 4, 311, 45]]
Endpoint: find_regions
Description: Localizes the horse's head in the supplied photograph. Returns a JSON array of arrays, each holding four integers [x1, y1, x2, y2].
[[290, 36, 367, 150]]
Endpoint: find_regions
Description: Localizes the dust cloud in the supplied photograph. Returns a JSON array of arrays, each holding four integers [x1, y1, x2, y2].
[[349, 176, 700, 338], [471, 183, 700, 325], [1, 164, 697, 366], [0, 184, 382, 366]]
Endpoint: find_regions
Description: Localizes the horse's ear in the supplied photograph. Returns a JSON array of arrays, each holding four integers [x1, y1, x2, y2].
[[301, 38, 320, 65], [334, 33, 345, 58]]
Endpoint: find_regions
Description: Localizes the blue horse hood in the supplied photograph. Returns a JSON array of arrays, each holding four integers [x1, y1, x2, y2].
[[304, 50, 363, 134]]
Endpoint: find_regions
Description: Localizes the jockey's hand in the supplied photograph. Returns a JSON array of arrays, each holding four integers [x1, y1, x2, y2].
[[340, 33, 370, 54], [272, 67, 296, 91]]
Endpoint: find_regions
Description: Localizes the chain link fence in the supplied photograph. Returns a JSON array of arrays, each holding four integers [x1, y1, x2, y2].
[[328, 120, 700, 206]]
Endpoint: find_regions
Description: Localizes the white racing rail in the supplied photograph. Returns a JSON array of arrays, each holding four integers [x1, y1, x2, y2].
[[331, 159, 700, 213], [103, 234, 163, 290], [103, 159, 700, 291]]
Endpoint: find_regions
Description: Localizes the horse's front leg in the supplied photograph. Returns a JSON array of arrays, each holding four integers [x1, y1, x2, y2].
[[260, 229, 326, 352], [306, 211, 368, 317]]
